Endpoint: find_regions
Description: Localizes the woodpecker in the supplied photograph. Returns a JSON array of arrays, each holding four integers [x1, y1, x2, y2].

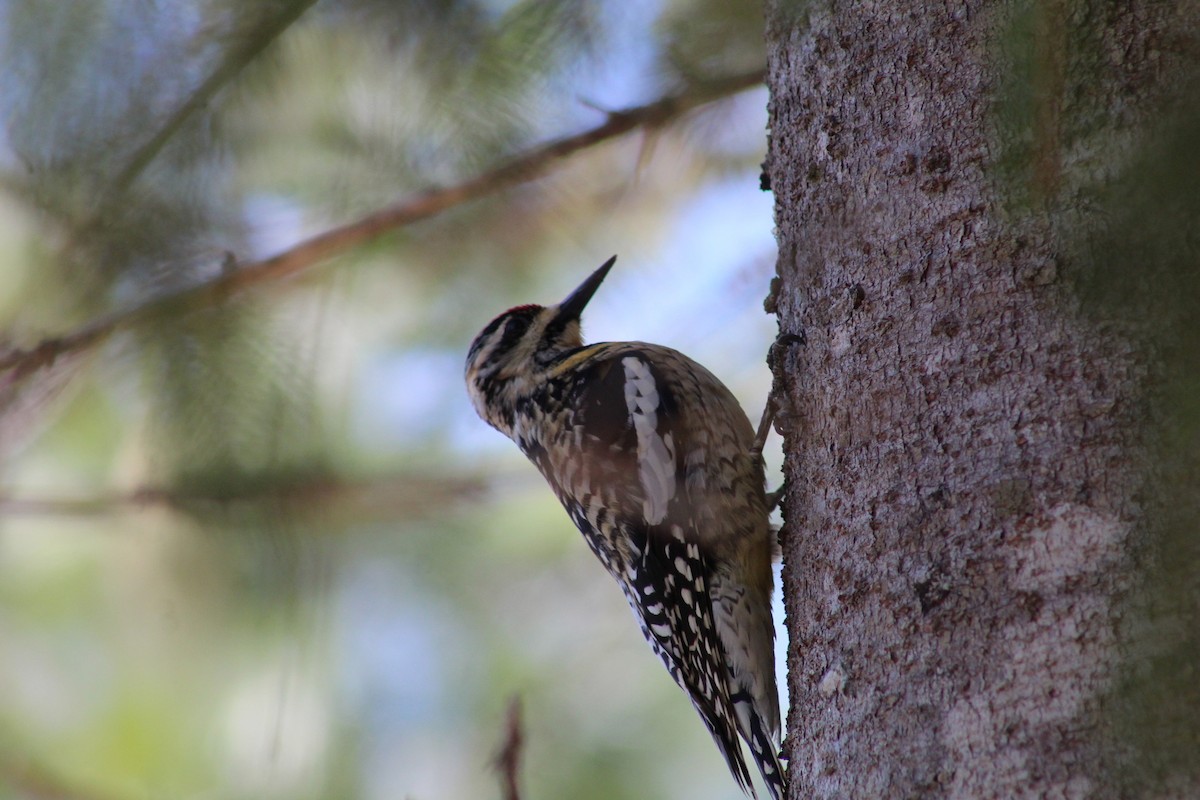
[[465, 256, 785, 800]]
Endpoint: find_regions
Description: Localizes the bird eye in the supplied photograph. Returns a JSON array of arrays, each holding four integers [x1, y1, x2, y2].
[[467, 307, 541, 374], [491, 306, 543, 351], [498, 314, 531, 345]]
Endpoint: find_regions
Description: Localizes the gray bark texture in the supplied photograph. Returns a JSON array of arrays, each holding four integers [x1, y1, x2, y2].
[[765, 2, 1199, 798]]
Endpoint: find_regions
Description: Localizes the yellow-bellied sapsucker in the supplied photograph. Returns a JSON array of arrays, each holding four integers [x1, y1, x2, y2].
[[465, 256, 786, 799]]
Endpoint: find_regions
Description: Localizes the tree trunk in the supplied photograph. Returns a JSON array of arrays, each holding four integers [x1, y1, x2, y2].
[[764, 2, 1196, 797]]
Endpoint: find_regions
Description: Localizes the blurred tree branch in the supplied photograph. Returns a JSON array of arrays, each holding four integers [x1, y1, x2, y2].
[[0, 69, 763, 385], [0, 755, 125, 800], [108, 0, 320, 198], [493, 696, 524, 800], [0, 472, 487, 521]]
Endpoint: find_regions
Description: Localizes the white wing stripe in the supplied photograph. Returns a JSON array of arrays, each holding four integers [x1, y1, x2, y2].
[[622, 357, 677, 525]]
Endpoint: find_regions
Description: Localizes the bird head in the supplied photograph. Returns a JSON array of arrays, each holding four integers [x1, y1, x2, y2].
[[464, 255, 616, 434]]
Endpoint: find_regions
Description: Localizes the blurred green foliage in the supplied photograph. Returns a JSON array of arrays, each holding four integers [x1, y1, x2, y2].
[[995, 0, 1200, 791], [1086, 78, 1200, 798]]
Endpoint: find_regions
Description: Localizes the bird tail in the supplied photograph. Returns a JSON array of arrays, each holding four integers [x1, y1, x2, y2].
[[748, 712, 786, 800], [691, 695, 758, 798], [732, 690, 787, 800]]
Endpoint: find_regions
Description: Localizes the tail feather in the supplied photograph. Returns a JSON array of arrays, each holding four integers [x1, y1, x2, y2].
[[732, 690, 787, 800], [747, 708, 786, 800], [694, 706, 757, 799]]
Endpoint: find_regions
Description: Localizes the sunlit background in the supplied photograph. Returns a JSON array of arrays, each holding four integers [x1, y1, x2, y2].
[[0, 2, 782, 798]]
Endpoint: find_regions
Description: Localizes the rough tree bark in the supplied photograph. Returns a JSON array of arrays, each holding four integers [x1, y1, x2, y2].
[[765, 2, 1197, 798]]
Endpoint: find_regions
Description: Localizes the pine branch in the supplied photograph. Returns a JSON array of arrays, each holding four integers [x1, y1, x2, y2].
[[0, 69, 764, 381], [110, 0, 319, 196]]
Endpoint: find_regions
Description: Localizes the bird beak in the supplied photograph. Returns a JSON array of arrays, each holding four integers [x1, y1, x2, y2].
[[556, 255, 616, 322]]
